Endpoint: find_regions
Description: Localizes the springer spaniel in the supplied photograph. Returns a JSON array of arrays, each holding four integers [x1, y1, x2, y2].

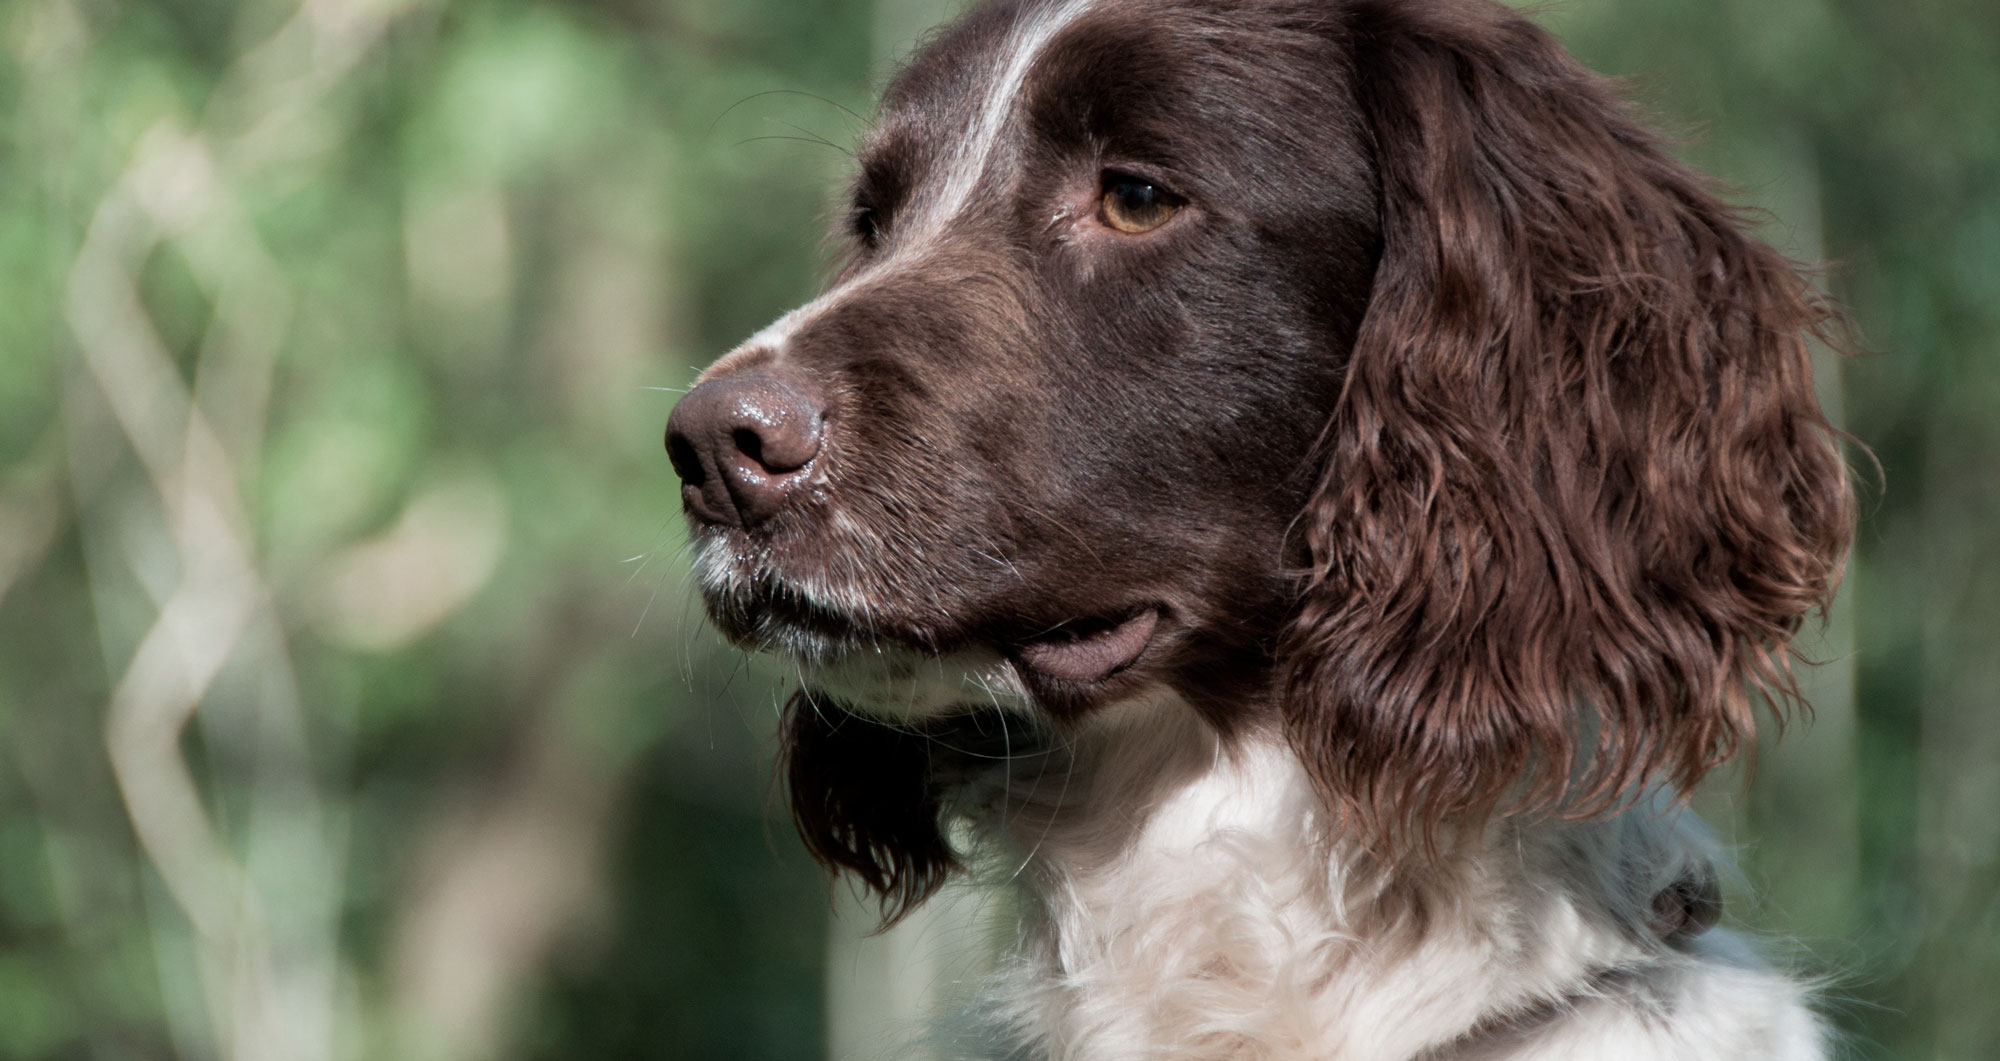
[[664, 0, 1853, 1056]]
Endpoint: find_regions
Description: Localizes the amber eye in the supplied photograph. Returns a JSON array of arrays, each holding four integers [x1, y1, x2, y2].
[[1100, 175, 1179, 234]]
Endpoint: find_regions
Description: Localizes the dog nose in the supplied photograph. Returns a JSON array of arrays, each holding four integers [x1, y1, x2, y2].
[[665, 375, 826, 528]]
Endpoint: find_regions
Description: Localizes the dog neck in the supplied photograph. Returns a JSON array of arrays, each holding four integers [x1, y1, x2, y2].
[[956, 690, 1683, 1060]]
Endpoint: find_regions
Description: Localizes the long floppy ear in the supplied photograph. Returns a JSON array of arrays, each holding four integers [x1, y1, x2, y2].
[[780, 691, 956, 924], [1281, 0, 1854, 847]]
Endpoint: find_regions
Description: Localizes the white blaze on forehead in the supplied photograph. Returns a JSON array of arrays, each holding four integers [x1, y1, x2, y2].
[[742, 306, 806, 355], [920, 0, 1102, 233], [725, 0, 1100, 360], [696, 305, 808, 381]]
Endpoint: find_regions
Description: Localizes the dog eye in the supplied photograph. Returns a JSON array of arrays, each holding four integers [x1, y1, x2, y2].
[[1100, 175, 1180, 234]]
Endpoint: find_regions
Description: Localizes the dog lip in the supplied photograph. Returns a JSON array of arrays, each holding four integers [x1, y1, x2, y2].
[[1014, 608, 1161, 684]]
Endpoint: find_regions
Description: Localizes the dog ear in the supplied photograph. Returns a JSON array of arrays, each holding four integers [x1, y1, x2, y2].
[[1281, 0, 1854, 848], [780, 690, 956, 924]]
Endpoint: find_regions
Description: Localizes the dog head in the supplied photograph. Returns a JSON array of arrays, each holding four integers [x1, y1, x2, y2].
[[666, 0, 1852, 915]]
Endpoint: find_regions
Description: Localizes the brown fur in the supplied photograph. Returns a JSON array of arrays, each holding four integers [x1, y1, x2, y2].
[[671, 0, 1854, 925], [1283, 0, 1852, 849]]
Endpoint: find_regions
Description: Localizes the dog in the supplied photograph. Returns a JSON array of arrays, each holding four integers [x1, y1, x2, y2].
[[664, 0, 1854, 1056]]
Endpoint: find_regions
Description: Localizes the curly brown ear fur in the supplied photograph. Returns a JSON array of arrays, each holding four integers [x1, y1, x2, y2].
[[780, 691, 956, 924], [1281, 0, 1854, 848]]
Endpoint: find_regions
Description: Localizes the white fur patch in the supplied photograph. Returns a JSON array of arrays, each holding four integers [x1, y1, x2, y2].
[[913, 0, 1101, 241], [800, 644, 1030, 719], [930, 694, 1829, 1060], [719, 0, 1099, 362]]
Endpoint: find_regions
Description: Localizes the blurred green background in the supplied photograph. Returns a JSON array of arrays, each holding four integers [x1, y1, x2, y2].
[[1, 0, 1995, 1056]]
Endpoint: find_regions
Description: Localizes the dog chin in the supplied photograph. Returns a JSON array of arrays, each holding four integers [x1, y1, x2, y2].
[[691, 538, 1028, 717], [798, 644, 1032, 720]]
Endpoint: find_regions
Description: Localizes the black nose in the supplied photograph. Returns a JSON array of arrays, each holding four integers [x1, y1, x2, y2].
[[664, 374, 826, 528]]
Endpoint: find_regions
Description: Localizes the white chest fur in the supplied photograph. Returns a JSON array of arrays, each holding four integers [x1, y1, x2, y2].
[[934, 698, 1826, 1061]]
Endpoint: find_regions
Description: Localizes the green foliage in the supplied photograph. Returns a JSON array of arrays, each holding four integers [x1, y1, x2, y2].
[[0, 0, 1994, 1057], [2, 0, 875, 1054]]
